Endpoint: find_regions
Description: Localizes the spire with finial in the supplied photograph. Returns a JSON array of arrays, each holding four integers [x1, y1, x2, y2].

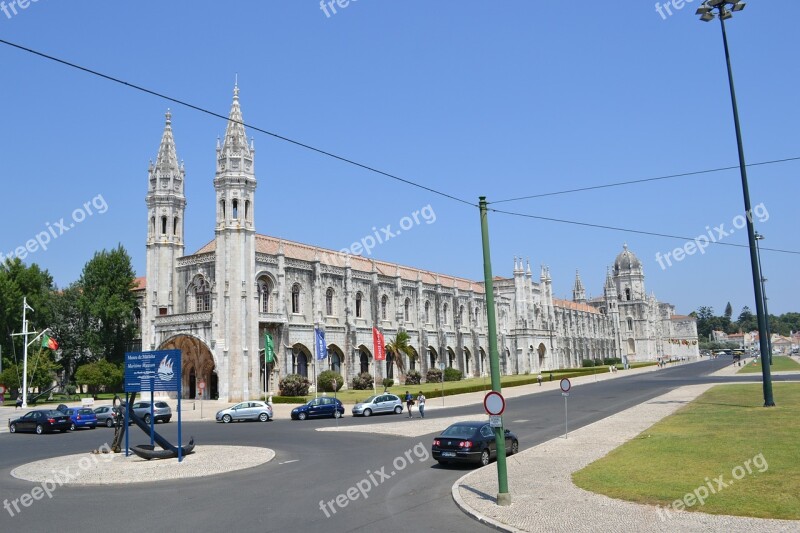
[[526, 258, 532, 276], [573, 269, 586, 303], [154, 108, 180, 175], [219, 81, 251, 159]]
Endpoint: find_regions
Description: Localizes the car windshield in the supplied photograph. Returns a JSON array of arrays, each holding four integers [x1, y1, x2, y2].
[[360, 396, 377, 404], [45, 410, 62, 417], [78, 408, 93, 415], [155, 402, 169, 408], [441, 425, 479, 437]]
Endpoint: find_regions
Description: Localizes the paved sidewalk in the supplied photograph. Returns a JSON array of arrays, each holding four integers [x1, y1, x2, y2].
[[452, 382, 800, 532]]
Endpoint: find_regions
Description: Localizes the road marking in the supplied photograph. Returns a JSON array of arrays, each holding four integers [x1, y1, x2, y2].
[[278, 460, 299, 465], [512, 419, 530, 423]]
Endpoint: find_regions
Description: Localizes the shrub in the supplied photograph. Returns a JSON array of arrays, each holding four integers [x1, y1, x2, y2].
[[603, 357, 622, 365], [444, 367, 463, 382], [582, 359, 596, 368], [382, 378, 394, 388], [425, 367, 443, 383], [318, 370, 344, 392], [404, 370, 422, 385], [351, 372, 374, 390], [279, 374, 311, 396]]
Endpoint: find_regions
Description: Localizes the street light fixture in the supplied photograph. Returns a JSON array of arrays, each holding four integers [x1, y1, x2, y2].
[[696, 1, 774, 406]]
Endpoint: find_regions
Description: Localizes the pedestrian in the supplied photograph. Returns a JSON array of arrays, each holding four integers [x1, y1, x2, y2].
[[405, 391, 414, 418], [417, 391, 426, 418], [15, 395, 22, 409], [537, 373, 543, 386]]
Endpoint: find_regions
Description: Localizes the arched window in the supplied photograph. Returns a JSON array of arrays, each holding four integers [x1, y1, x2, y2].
[[245, 200, 250, 221], [258, 277, 273, 313], [194, 277, 211, 312], [291, 284, 301, 314], [424, 301, 430, 324], [355, 292, 363, 318], [625, 288, 631, 301], [133, 308, 141, 330], [404, 298, 411, 322], [326, 288, 334, 316], [150, 216, 155, 236], [459, 305, 464, 324], [381, 295, 388, 320], [220, 199, 226, 221], [161, 216, 167, 235], [627, 317, 633, 331], [232, 199, 238, 219], [173, 217, 179, 237], [443, 303, 449, 325]]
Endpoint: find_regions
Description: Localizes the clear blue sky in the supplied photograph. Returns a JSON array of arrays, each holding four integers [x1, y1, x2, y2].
[[1, 1, 797, 317]]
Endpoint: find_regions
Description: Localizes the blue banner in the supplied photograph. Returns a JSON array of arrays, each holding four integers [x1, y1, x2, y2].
[[315, 328, 327, 361], [124, 350, 182, 392]]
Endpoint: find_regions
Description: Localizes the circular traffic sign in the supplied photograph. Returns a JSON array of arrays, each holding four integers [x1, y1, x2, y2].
[[484, 391, 505, 415], [559, 378, 571, 392]]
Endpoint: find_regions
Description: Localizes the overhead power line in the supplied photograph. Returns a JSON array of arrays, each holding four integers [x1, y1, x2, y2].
[[489, 156, 800, 204], [0, 38, 476, 208], [488, 207, 800, 256]]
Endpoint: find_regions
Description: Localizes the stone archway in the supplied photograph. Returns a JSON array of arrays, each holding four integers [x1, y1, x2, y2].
[[328, 344, 344, 374], [538, 343, 546, 369], [358, 345, 372, 374], [159, 335, 217, 400], [292, 343, 311, 378]]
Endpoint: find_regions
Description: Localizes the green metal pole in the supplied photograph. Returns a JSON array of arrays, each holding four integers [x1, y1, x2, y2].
[[718, 14, 774, 406], [479, 197, 510, 505]]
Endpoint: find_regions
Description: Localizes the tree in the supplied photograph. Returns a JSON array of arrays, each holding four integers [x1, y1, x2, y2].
[[0, 349, 60, 395], [49, 284, 94, 385], [385, 330, 415, 379], [724, 302, 733, 320], [693, 306, 716, 339], [737, 306, 757, 332], [74, 359, 123, 395], [78, 245, 137, 364]]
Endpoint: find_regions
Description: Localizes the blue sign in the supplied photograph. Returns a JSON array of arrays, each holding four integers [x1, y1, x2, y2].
[[124, 350, 181, 392], [315, 328, 327, 361]]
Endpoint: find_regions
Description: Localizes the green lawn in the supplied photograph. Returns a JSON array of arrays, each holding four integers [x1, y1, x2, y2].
[[737, 355, 800, 374], [572, 383, 800, 519]]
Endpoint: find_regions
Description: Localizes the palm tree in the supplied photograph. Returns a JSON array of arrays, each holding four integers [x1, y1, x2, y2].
[[385, 330, 415, 380]]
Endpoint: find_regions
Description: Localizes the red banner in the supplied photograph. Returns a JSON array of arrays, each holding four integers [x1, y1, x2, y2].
[[372, 327, 386, 361]]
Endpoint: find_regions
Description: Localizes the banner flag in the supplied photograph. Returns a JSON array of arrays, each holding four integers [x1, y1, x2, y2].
[[372, 327, 386, 361], [264, 333, 275, 363], [41, 333, 59, 351], [315, 328, 327, 361]]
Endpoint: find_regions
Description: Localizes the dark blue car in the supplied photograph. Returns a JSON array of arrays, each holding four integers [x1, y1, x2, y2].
[[291, 397, 345, 420]]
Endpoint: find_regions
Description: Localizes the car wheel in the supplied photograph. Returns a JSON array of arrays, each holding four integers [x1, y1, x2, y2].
[[222, 414, 232, 424], [36, 424, 44, 435], [258, 413, 269, 422], [479, 449, 490, 467], [510, 440, 519, 455], [89, 425, 96, 430], [9, 423, 16, 434], [106, 418, 114, 428], [60, 429, 68, 433], [363, 408, 372, 417], [333, 410, 342, 419], [69, 422, 76, 431], [298, 412, 307, 421], [393, 405, 402, 414], [437, 460, 448, 465], [163, 418, 171, 423], [143, 414, 151, 424]]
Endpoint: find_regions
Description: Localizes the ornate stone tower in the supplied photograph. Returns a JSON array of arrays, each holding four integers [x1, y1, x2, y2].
[[572, 270, 587, 304], [143, 110, 186, 350], [613, 244, 646, 303], [604, 267, 622, 359], [213, 83, 259, 402]]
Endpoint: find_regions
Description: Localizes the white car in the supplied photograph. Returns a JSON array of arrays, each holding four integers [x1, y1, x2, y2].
[[216, 401, 273, 423]]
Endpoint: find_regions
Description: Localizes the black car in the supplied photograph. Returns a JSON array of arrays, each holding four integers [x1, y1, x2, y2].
[[431, 421, 519, 466], [291, 397, 345, 420], [9, 410, 71, 435]]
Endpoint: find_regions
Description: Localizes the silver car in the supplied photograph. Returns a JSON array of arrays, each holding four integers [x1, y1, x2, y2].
[[352, 394, 403, 417], [130, 401, 172, 424], [93, 405, 122, 428], [216, 401, 273, 423]]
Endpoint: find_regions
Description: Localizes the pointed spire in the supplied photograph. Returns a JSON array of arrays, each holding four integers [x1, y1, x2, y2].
[[221, 83, 251, 158], [155, 109, 180, 173], [526, 258, 532, 276], [573, 270, 585, 292]]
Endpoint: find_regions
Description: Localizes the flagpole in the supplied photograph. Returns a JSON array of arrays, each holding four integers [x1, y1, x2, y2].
[[22, 298, 30, 408]]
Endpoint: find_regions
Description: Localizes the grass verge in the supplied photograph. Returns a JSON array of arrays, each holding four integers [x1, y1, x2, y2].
[[737, 355, 800, 374], [572, 383, 800, 520]]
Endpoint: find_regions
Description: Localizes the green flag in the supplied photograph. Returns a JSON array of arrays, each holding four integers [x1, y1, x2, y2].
[[264, 333, 275, 363]]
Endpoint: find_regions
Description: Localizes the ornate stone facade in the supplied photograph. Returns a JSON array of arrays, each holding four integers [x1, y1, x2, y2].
[[137, 88, 698, 402]]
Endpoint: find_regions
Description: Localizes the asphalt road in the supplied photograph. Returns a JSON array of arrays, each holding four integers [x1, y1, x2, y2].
[[0, 358, 789, 533]]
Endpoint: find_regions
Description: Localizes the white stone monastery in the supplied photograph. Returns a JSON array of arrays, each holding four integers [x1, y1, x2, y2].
[[136, 86, 699, 402]]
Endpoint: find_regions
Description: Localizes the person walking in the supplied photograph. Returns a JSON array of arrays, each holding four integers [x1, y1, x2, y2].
[[417, 391, 426, 418], [405, 391, 414, 418], [537, 373, 543, 386]]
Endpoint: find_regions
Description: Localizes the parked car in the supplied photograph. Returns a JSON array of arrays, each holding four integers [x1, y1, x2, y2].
[[130, 400, 172, 424], [64, 407, 98, 430], [431, 421, 519, 466], [291, 397, 345, 420], [351, 394, 403, 417], [216, 401, 273, 423], [9, 410, 71, 434], [93, 405, 127, 427]]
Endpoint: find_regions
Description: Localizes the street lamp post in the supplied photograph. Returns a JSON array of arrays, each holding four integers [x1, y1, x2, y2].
[[754, 233, 772, 364], [697, 0, 774, 406]]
